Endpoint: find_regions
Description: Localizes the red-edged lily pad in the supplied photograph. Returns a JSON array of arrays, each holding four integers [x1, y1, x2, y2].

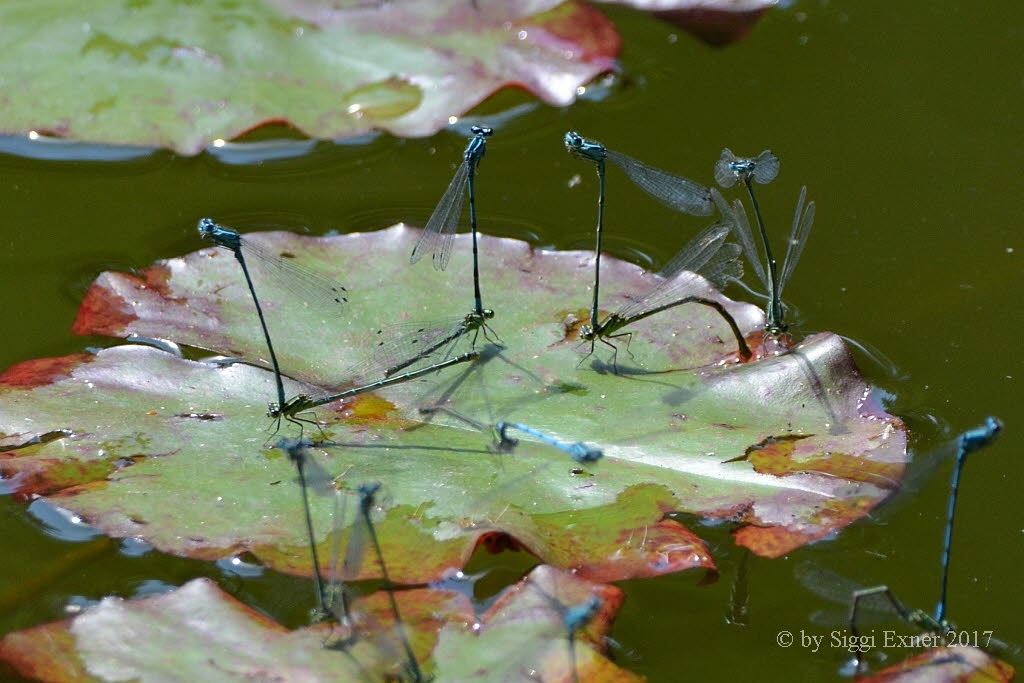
[[0, 566, 636, 681], [434, 564, 640, 681], [0, 577, 457, 681], [0, 1, 618, 154], [600, 0, 776, 46], [859, 646, 1015, 683], [0, 226, 906, 587]]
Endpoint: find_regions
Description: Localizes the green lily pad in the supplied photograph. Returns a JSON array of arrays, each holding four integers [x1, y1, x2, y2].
[[0, 565, 636, 681], [0, 576, 463, 681], [434, 563, 640, 681], [0, 226, 906, 586], [0, 0, 618, 154]]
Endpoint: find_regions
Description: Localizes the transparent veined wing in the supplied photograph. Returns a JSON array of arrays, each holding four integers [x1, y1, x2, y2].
[[605, 148, 714, 216], [410, 160, 469, 271], [777, 186, 815, 299]]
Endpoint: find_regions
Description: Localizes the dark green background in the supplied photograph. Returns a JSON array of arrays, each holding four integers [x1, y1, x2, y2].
[[1, 1, 1021, 679]]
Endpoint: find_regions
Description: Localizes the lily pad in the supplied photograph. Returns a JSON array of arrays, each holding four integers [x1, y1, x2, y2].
[[433, 564, 640, 681], [859, 646, 1016, 683], [0, 1, 618, 154], [600, 0, 776, 46], [0, 577, 460, 681], [0, 225, 906, 586], [0, 565, 635, 681]]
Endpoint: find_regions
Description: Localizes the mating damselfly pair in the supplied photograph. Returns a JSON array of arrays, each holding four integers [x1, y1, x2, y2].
[[197, 127, 819, 445], [565, 133, 815, 366], [795, 417, 1015, 675], [196, 127, 501, 440]]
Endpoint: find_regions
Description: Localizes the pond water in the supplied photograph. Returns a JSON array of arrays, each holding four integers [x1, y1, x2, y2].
[[1, 0, 1022, 679]]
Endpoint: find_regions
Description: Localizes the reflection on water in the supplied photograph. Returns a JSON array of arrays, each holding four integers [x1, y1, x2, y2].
[[342, 203, 545, 246], [0, 133, 157, 163], [205, 138, 319, 165], [200, 128, 392, 181], [27, 500, 102, 543], [561, 235, 656, 270]]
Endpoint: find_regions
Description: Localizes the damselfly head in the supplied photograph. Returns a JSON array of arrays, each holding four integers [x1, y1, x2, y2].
[[960, 416, 1003, 454], [466, 127, 492, 165], [197, 217, 241, 250], [578, 324, 595, 341], [268, 395, 312, 419], [196, 217, 217, 238], [982, 416, 1003, 438], [492, 423, 519, 452], [564, 595, 603, 631], [464, 309, 495, 327], [564, 131, 606, 163], [714, 148, 780, 188]]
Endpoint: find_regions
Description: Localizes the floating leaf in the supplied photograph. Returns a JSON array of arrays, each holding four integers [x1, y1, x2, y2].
[[859, 646, 1015, 683], [598, 0, 776, 46], [0, 226, 906, 587], [0, 577, 475, 681], [0, 1, 618, 154], [0, 566, 641, 681], [434, 564, 640, 681]]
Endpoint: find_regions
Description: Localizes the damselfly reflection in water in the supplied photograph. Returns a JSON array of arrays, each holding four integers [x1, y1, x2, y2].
[[795, 561, 1019, 676], [564, 131, 713, 351], [530, 586, 602, 683], [273, 438, 334, 620], [411, 125, 494, 320], [320, 479, 426, 682], [711, 183, 815, 342], [578, 221, 752, 369], [197, 218, 349, 433], [796, 418, 1014, 675], [491, 565, 610, 683]]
